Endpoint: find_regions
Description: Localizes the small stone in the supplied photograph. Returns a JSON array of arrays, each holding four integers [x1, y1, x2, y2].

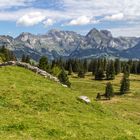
[[78, 96, 91, 103]]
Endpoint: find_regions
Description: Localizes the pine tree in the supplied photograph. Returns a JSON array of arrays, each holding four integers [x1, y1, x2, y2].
[[115, 59, 121, 75], [137, 61, 140, 74], [105, 82, 114, 99], [92, 59, 98, 75], [124, 64, 130, 78], [39, 56, 49, 71], [58, 68, 71, 87], [131, 61, 138, 74], [120, 74, 130, 95], [83, 59, 88, 73], [21, 54, 26, 62], [95, 59, 105, 80], [68, 64, 73, 75], [25, 55, 30, 63], [78, 70, 85, 78], [73, 59, 80, 72], [0, 46, 16, 61], [106, 60, 115, 80], [95, 68, 105, 80]]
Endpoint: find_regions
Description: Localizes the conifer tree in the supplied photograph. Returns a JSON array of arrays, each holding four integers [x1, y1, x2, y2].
[[73, 59, 80, 72], [21, 54, 26, 62], [131, 61, 138, 74], [137, 61, 140, 74], [58, 68, 71, 87], [124, 64, 130, 78], [95, 59, 105, 80], [105, 82, 114, 99], [78, 70, 85, 78], [83, 59, 88, 73], [25, 55, 30, 63], [92, 59, 98, 75], [0, 46, 16, 61], [106, 60, 115, 80], [115, 59, 121, 75], [120, 74, 130, 95], [68, 64, 73, 75], [39, 56, 49, 71], [95, 68, 105, 80]]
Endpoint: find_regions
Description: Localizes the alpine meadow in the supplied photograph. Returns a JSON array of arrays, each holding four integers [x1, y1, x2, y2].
[[0, 0, 140, 140]]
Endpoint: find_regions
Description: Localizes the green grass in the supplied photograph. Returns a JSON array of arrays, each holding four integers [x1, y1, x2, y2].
[[0, 66, 140, 140]]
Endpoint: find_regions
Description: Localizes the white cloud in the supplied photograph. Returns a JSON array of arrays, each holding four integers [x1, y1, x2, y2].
[[0, 0, 140, 36], [43, 19, 54, 27], [66, 16, 99, 26], [68, 16, 92, 26], [17, 12, 46, 26], [104, 13, 124, 21], [0, 0, 34, 9]]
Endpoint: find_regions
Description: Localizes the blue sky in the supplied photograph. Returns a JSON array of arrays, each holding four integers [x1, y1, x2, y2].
[[0, 0, 140, 37]]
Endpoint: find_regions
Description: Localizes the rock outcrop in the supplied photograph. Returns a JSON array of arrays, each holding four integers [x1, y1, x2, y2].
[[0, 61, 59, 83]]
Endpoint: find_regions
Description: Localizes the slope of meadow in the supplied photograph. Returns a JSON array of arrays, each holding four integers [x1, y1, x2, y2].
[[0, 66, 140, 140]]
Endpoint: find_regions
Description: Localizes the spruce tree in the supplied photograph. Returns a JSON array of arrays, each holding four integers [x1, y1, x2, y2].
[[78, 70, 85, 78], [92, 59, 98, 75], [68, 64, 73, 75], [95, 68, 105, 80], [83, 59, 88, 73], [115, 59, 121, 75], [131, 61, 138, 74], [0, 46, 16, 61], [106, 60, 115, 80], [73, 59, 80, 72], [124, 64, 130, 78], [105, 82, 114, 99], [137, 61, 140, 74], [120, 74, 130, 95], [58, 68, 71, 87], [39, 56, 49, 71], [95, 59, 105, 80], [21, 54, 26, 62], [25, 55, 30, 63]]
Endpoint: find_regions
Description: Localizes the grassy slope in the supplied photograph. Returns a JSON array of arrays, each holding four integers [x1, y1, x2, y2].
[[0, 66, 140, 140]]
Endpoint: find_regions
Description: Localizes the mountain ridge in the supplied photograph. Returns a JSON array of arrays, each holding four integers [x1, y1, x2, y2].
[[0, 28, 140, 60]]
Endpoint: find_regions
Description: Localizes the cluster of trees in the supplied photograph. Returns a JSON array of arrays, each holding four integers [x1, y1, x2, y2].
[[0, 46, 16, 62], [37, 57, 137, 90], [96, 70, 130, 100], [21, 54, 30, 63]]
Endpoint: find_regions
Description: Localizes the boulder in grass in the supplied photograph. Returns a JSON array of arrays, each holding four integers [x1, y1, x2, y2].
[[62, 84, 68, 88], [78, 96, 91, 104]]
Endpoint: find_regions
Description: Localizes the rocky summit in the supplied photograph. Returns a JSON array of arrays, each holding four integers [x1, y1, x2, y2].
[[0, 28, 140, 60]]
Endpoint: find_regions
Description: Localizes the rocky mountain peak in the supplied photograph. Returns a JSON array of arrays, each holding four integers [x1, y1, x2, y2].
[[15, 32, 35, 42], [100, 30, 112, 38], [0, 28, 140, 60]]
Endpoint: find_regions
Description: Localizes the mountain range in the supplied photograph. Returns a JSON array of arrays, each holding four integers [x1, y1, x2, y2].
[[0, 28, 140, 60]]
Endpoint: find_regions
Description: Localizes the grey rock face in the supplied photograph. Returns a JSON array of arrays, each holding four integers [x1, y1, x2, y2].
[[0, 28, 140, 59]]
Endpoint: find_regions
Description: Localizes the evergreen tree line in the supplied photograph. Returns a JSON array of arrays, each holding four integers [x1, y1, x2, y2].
[[37, 57, 139, 88], [51, 58, 140, 79], [0, 46, 16, 62]]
